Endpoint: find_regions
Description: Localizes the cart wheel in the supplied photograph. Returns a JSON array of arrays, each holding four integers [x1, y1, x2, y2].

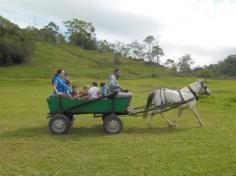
[[48, 114, 70, 135], [103, 114, 123, 134]]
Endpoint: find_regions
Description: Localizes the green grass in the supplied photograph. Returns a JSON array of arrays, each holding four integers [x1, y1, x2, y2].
[[0, 43, 236, 175], [0, 77, 236, 176]]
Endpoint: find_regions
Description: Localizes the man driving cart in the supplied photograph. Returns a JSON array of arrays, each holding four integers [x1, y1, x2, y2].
[[108, 68, 132, 108]]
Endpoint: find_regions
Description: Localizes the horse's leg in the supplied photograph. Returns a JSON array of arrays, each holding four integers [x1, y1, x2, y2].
[[173, 108, 184, 126], [160, 112, 175, 128], [147, 111, 156, 129], [189, 106, 204, 127]]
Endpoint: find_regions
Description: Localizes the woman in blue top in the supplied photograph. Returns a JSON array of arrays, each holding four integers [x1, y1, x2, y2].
[[51, 69, 66, 95]]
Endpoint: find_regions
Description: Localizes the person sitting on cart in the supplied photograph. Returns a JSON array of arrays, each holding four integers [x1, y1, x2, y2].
[[64, 72, 72, 85], [71, 85, 80, 99], [51, 69, 67, 95], [89, 81, 100, 99], [108, 68, 132, 101], [62, 79, 73, 99], [79, 85, 91, 100], [100, 82, 108, 96]]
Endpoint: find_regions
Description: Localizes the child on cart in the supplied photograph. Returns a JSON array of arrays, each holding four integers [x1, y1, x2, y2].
[[63, 79, 73, 99], [89, 82, 100, 99], [100, 82, 108, 96], [71, 85, 80, 99], [79, 86, 91, 100]]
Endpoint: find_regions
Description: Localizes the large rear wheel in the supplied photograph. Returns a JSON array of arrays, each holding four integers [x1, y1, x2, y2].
[[103, 114, 123, 134], [48, 114, 70, 135]]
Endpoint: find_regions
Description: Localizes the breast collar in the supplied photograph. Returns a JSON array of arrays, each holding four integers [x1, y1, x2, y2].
[[187, 86, 199, 100]]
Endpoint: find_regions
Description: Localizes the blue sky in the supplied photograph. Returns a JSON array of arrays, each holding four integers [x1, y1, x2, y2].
[[1, 0, 236, 66]]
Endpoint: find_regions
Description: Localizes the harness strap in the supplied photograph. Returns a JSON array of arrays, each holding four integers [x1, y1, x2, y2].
[[160, 89, 164, 106], [188, 86, 199, 100], [163, 89, 167, 112], [178, 90, 184, 102], [159, 89, 166, 113]]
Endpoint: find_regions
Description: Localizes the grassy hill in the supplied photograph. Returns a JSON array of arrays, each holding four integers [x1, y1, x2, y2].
[[0, 42, 171, 79]]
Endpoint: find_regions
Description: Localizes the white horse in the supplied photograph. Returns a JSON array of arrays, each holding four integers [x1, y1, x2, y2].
[[143, 80, 211, 128]]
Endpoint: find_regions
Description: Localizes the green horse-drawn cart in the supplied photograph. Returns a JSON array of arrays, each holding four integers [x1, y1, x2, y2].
[[47, 92, 131, 135]]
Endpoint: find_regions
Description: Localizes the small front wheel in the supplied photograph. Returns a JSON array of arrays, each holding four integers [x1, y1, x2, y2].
[[48, 114, 70, 135], [103, 114, 123, 134]]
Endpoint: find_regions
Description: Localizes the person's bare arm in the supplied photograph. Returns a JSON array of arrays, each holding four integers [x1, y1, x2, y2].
[[52, 84, 63, 95]]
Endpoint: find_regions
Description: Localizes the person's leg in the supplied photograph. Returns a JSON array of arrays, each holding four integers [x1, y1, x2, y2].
[[116, 92, 133, 106], [116, 92, 132, 98]]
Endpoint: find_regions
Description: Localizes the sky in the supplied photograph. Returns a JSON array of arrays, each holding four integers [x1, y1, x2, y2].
[[1, 0, 236, 66]]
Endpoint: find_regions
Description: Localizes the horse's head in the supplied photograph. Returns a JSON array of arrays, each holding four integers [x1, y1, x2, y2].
[[198, 80, 211, 96]]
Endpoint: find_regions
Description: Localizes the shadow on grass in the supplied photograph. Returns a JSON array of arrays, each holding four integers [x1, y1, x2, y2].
[[0, 124, 198, 139], [124, 126, 197, 135], [0, 125, 105, 139]]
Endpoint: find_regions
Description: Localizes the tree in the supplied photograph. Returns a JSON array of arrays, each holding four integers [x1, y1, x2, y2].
[[64, 19, 97, 50], [177, 54, 194, 74], [45, 21, 59, 32], [42, 22, 65, 44], [120, 43, 130, 57], [151, 45, 164, 64], [144, 35, 155, 62], [197, 69, 214, 81], [203, 55, 236, 78], [217, 55, 236, 76], [0, 16, 35, 66], [129, 40, 145, 60], [96, 40, 112, 52], [165, 59, 176, 72], [25, 22, 65, 44]]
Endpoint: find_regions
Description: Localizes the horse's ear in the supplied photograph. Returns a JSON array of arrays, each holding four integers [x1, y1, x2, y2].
[[199, 79, 205, 83]]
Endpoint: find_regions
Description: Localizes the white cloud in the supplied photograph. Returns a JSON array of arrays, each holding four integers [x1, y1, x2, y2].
[[0, 0, 236, 66]]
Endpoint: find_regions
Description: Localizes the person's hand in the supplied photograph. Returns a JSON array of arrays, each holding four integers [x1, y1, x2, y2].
[[123, 89, 129, 93], [119, 87, 124, 91]]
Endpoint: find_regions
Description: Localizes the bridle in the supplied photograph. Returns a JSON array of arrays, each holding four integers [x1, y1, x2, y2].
[[199, 81, 210, 96], [187, 81, 210, 100]]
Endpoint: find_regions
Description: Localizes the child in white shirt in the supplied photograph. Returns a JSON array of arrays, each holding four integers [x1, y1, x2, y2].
[[89, 82, 100, 99]]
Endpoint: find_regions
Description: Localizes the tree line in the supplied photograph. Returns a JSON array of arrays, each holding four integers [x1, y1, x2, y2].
[[0, 16, 235, 79], [164, 54, 236, 79], [0, 16, 165, 66]]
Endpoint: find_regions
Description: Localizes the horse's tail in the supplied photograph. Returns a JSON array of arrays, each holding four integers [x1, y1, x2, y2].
[[143, 91, 156, 119]]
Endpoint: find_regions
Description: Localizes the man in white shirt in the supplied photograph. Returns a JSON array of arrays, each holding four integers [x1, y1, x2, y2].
[[89, 82, 99, 99]]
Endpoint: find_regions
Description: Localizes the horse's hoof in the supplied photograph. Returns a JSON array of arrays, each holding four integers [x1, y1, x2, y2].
[[172, 124, 177, 128], [168, 124, 175, 128], [199, 122, 204, 127]]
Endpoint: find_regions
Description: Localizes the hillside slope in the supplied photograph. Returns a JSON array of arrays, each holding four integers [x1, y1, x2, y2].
[[0, 43, 171, 79]]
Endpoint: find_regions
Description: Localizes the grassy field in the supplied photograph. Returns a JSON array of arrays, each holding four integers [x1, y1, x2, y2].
[[0, 43, 236, 175], [0, 76, 236, 176]]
